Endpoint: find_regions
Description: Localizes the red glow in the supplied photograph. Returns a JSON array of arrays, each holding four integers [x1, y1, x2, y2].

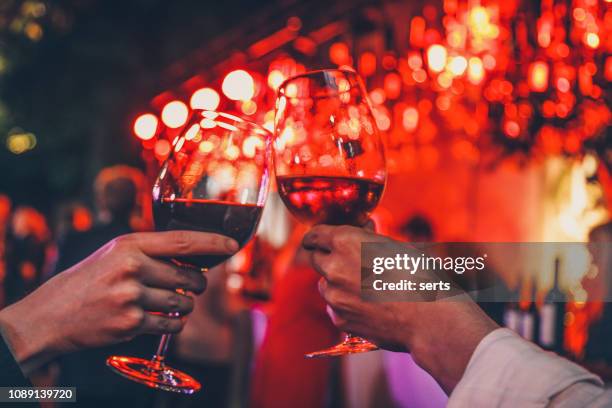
[[584, 33, 600, 49], [330, 42, 351, 66], [384, 73, 402, 99], [426, 44, 447, 73], [605, 57, 612, 81], [359, 52, 377, 77], [267, 70, 286, 90], [190, 88, 220, 111], [222, 70, 255, 101], [73, 207, 92, 232], [557, 78, 571, 93], [133, 113, 158, 140], [154, 139, 171, 160], [409, 16, 426, 47], [407, 52, 423, 70], [161, 101, 189, 128], [467, 57, 484, 84], [504, 121, 520, 138], [402, 107, 419, 131], [382, 54, 397, 70], [528, 61, 549, 92]]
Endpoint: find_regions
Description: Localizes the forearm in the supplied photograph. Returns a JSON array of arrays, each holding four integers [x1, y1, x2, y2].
[[403, 300, 499, 394], [0, 295, 59, 375]]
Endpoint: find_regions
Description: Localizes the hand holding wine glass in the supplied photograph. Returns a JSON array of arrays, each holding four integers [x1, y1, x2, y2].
[[107, 111, 272, 393], [0, 230, 237, 375], [274, 69, 386, 357]]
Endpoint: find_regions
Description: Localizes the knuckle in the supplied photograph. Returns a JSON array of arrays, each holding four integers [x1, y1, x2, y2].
[[173, 267, 192, 288], [119, 282, 142, 304], [124, 307, 145, 330], [115, 233, 136, 249], [171, 231, 192, 253], [123, 254, 142, 276], [332, 227, 353, 248], [157, 317, 182, 333], [167, 293, 182, 312]]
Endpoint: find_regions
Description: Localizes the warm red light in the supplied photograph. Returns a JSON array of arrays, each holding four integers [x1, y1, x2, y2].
[[573, 8, 586, 22], [504, 121, 520, 138], [133, 113, 158, 140], [161, 101, 189, 128], [556, 77, 570, 93], [384, 73, 402, 99], [154, 139, 171, 160], [241, 100, 257, 115], [409, 16, 426, 47], [369, 88, 385, 105], [267, 70, 286, 90], [359, 52, 377, 77], [329, 42, 351, 66], [190, 88, 220, 111], [407, 52, 423, 70], [605, 57, 612, 82], [427, 45, 447, 73], [73, 207, 92, 232], [584, 33, 600, 49], [402, 107, 419, 131], [528, 61, 549, 92], [222, 70, 255, 101], [448, 56, 468, 76], [467, 57, 484, 84]]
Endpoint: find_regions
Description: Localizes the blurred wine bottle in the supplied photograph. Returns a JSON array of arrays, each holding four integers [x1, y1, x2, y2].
[[539, 257, 566, 354], [503, 281, 521, 333], [520, 278, 539, 343]]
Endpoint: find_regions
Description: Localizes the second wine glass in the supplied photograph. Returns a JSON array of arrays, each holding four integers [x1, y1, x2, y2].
[[273, 69, 387, 358]]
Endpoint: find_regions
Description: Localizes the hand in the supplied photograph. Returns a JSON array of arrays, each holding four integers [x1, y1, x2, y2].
[[0, 230, 239, 374], [302, 225, 498, 393]]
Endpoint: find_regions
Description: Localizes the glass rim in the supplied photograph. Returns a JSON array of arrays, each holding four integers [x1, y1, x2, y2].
[[197, 109, 273, 137], [277, 68, 361, 97]]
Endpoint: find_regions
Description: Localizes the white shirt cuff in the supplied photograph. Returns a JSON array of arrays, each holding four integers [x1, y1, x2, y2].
[[448, 328, 603, 408]]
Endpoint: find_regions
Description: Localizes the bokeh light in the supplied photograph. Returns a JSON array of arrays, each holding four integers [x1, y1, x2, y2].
[[222, 70, 255, 101], [133, 113, 158, 140], [190, 88, 220, 111], [161, 101, 189, 128]]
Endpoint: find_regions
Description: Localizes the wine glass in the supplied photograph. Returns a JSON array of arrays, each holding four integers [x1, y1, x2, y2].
[[273, 69, 386, 357], [107, 110, 272, 393]]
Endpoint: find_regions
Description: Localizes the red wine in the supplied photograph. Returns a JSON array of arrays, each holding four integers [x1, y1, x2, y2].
[[153, 198, 263, 269], [277, 175, 384, 225]]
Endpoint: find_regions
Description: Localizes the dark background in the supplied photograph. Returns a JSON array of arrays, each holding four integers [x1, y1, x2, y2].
[[0, 0, 290, 212]]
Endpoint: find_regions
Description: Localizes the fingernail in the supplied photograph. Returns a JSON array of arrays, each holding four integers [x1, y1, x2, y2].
[[225, 239, 239, 252]]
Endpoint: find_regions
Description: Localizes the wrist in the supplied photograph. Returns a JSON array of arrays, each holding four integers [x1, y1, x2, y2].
[[403, 301, 498, 394], [0, 298, 59, 375]]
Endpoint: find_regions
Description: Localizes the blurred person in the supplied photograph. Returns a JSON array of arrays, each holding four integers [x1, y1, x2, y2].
[[51, 165, 157, 407], [4, 206, 51, 305], [54, 202, 93, 240], [302, 225, 612, 407], [250, 223, 340, 408], [399, 214, 434, 242], [54, 165, 145, 274], [0, 230, 236, 390]]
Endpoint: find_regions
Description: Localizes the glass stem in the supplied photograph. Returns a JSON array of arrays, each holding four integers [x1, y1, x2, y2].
[[154, 334, 172, 362], [151, 309, 181, 369]]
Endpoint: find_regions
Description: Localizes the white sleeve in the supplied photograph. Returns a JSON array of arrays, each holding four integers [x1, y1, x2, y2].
[[448, 328, 610, 408]]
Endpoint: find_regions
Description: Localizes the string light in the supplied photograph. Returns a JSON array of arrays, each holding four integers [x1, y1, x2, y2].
[[161, 101, 188, 128], [133, 113, 158, 140]]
